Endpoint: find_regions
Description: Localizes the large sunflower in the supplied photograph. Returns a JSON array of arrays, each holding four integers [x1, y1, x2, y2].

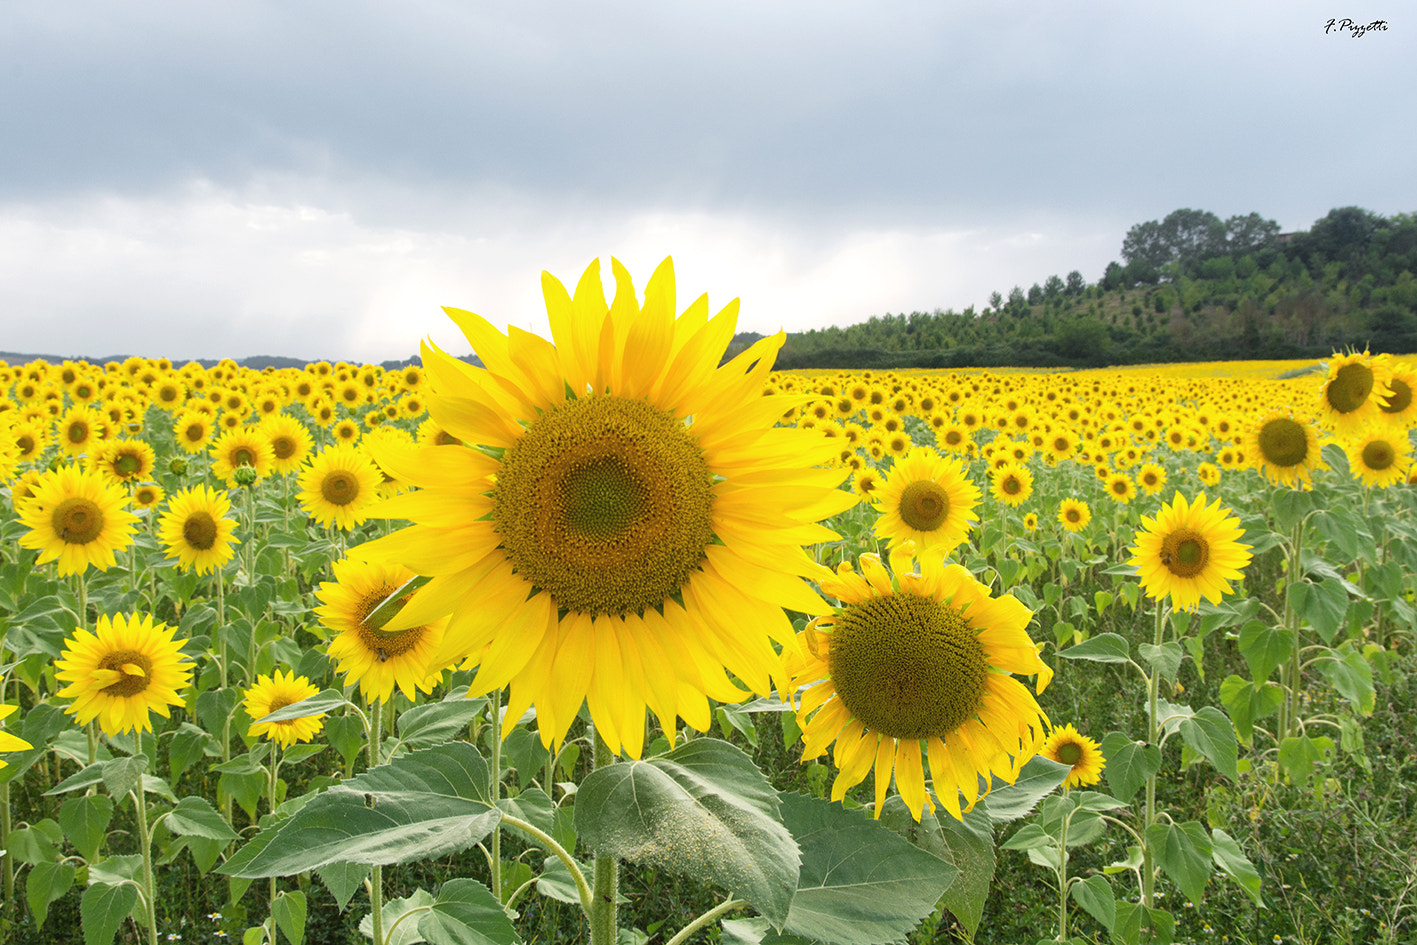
[[1346, 431, 1412, 489], [157, 485, 239, 574], [357, 257, 856, 756], [210, 427, 275, 485], [55, 613, 193, 736], [316, 557, 451, 705], [871, 448, 980, 555], [244, 670, 325, 748], [1319, 351, 1391, 437], [297, 444, 382, 530], [1041, 724, 1105, 790], [787, 547, 1050, 823], [1246, 410, 1324, 490], [1128, 492, 1253, 613], [18, 465, 139, 576]]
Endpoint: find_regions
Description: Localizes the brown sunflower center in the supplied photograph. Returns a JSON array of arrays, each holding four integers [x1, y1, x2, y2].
[[1362, 440, 1396, 471], [98, 650, 153, 697], [356, 590, 426, 661], [1257, 418, 1309, 468], [1381, 378, 1412, 415], [52, 497, 104, 544], [233, 448, 255, 466], [184, 423, 205, 442], [183, 511, 219, 550], [1161, 529, 1209, 578], [898, 481, 950, 531], [321, 470, 360, 506], [1055, 741, 1084, 766], [494, 395, 714, 617], [1111, 480, 1128, 495], [1065, 508, 1081, 523], [828, 592, 988, 740], [1327, 362, 1375, 414], [1053, 437, 1069, 452], [17, 434, 35, 454], [67, 422, 89, 444], [1001, 476, 1022, 495], [271, 435, 297, 460]]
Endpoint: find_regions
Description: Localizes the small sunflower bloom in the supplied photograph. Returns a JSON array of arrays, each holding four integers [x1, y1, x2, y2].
[[1104, 472, 1136, 504], [1137, 462, 1167, 496], [55, 613, 193, 736], [1041, 724, 1105, 789], [990, 463, 1033, 507], [244, 670, 325, 748], [17, 465, 139, 576], [1247, 410, 1324, 490], [297, 444, 382, 530], [871, 448, 980, 555], [157, 485, 239, 574], [210, 427, 275, 486], [1129, 492, 1252, 613], [1346, 431, 1411, 489], [1057, 498, 1091, 533]]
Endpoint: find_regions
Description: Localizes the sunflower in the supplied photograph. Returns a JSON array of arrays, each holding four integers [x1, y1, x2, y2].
[[0, 704, 34, 769], [1104, 472, 1135, 504], [297, 444, 382, 530], [260, 414, 313, 475], [172, 410, 214, 454], [1319, 350, 1391, 437], [92, 437, 156, 484], [1043, 430, 1077, 465], [1373, 355, 1417, 430], [55, 405, 103, 458], [1128, 492, 1253, 613], [1346, 431, 1412, 489], [131, 483, 165, 510], [210, 427, 275, 485], [244, 670, 325, 748], [1136, 462, 1167, 495], [852, 468, 883, 500], [157, 485, 239, 574], [787, 547, 1050, 822], [1057, 498, 1091, 533], [1196, 462, 1221, 487], [55, 613, 193, 736], [871, 448, 980, 555], [332, 418, 361, 444], [356, 257, 856, 756], [990, 463, 1033, 507], [1041, 724, 1105, 790], [1246, 410, 1324, 490], [18, 465, 139, 576], [11, 419, 47, 464], [316, 557, 451, 705]]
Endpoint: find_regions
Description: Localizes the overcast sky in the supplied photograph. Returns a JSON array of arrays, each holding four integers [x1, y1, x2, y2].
[[1, 1, 1412, 363]]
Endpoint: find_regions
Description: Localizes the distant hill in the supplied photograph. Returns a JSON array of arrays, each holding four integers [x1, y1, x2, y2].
[[0, 352, 485, 371]]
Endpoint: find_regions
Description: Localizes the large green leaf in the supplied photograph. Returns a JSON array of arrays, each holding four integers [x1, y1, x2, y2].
[[1237, 620, 1294, 684], [254, 688, 350, 723], [164, 796, 240, 842], [1057, 633, 1131, 664], [361, 888, 434, 945], [1315, 644, 1376, 715], [26, 861, 76, 930], [418, 878, 522, 945], [1177, 707, 1239, 781], [59, 794, 115, 862], [272, 890, 308, 945], [879, 796, 994, 938], [1138, 642, 1183, 682], [777, 792, 955, 945], [1218, 676, 1284, 747], [1070, 874, 1116, 931], [1277, 735, 1334, 787], [1099, 733, 1160, 804], [1289, 580, 1349, 644], [397, 695, 488, 751], [318, 861, 371, 912], [575, 737, 798, 928], [1210, 828, 1263, 906], [1146, 821, 1212, 905], [980, 755, 1072, 824], [220, 743, 498, 878], [82, 882, 139, 945]]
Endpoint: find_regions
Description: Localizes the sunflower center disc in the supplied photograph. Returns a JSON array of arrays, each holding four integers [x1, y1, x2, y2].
[[183, 512, 219, 550], [1162, 530, 1210, 578], [1362, 441, 1395, 470], [234, 449, 254, 466], [115, 454, 141, 476], [356, 590, 424, 660], [185, 424, 204, 442], [271, 436, 296, 460], [1066, 509, 1081, 523], [98, 650, 154, 697], [495, 395, 714, 617], [1056, 742, 1083, 765], [68, 423, 88, 444], [1257, 418, 1309, 468], [52, 497, 104, 545], [1380, 378, 1412, 415], [1054, 437, 1069, 452], [828, 593, 988, 740], [1328, 363, 1375, 414], [322, 470, 360, 506], [898, 481, 951, 531], [1002, 476, 1021, 495]]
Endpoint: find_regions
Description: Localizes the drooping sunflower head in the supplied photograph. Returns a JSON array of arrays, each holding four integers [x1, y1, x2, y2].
[[1057, 498, 1091, 533], [17, 464, 139, 576], [1128, 491, 1253, 613], [55, 613, 193, 736], [244, 669, 325, 748], [297, 444, 382, 531], [157, 484, 239, 575], [1246, 410, 1324, 490], [1041, 723, 1105, 790], [990, 463, 1033, 507], [1320, 350, 1391, 437], [871, 448, 980, 555], [1346, 431, 1412, 489], [788, 546, 1050, 822]]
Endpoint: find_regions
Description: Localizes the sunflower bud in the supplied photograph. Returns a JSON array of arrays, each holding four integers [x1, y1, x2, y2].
[[168, 457, 189, 475], [233, 464, 258, 487]]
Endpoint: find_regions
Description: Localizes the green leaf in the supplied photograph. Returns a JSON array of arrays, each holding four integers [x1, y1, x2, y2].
[[502, 726, 551, 783], [498, 787, 573, 855], [1000, 823, 1051, 852], [1237, 620, 1294, 683], [221, 768, 268, 821], [718, 918, 815, 945], [318, 862, 371, 912], [59, 794, 115, 862], [1290, 579, 1349, 644], [169, 722, 219, 785], [1146, 821, 1212, 905], [196, 687, 241, 738], [102, 754, 148, 801], [575, 737, 798, 928], [1210, 828, 1263, 906], [1099, 733, 1160, 804], [1057, 632, 1131, 664], [273, 890, 307, 945], [255, 688, 349, 723], [5, 821, 59, 865], [1138, 642, 1183, 682], [1218, 676, 1284, 747], [325, 715, 368, 770], [878, 797, 994, 938], [1070, 874, 1116, 931], [1316, 644, 1376, 716], [165, 796, 241, 842], [1177, 707, 1239, 781], [1270, 489, 1313, 531], [777, 792, 955, 945], [27, 861, 76, 929], [82, 882, 139, 945], [1277, 735, 1334, 788], [980, 755, 1071, 824], [361, 887, 433, 945], [46, 762, 108, 796], [221, 743, 498, 878], [535, 856, 592, 905], [398, 695, 488, 751], [418, 878, 522, 945]]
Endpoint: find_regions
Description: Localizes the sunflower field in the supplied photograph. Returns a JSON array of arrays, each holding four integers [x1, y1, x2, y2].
[[2, 258, 1416, 945]]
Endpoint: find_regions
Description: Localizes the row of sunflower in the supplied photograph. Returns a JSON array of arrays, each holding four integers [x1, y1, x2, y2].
[[0, 259, 1414, 945]]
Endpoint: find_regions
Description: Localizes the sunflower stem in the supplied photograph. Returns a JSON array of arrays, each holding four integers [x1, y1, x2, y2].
[[489, 687, 503, 904], [663, 898, 746, 945], [1141, 602, 1165, 911], [1057, 804, 1070, 943], [369, 704, 385, 945], [267, 746, 281, 906], [1, 777, 12, 923], [133, 777, 160, 945], [1279, 518, 1304, 744], [589, 727, 619, 945]]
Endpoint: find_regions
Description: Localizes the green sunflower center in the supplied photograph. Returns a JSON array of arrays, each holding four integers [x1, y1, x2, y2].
[[1327, 362, 1375, 414], [1257, 418, 1309, 468], [1055, 741, 1084, 766], [356, 590, 425, 661], [233, 448, 255, 466], [321, 470, 360, 506], [494, 395, 714, 617], [115, 453, 142, 476], [52, 497, 104, 545], [1161, 529, 1209, 578], [1381, 378, 1412, 415], [98, 650, 153, 697], [828, 593, 988, 741], [1362, 440, 1396, 471], [183, 511, 219, 550], [898, 481, 950, 531]]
